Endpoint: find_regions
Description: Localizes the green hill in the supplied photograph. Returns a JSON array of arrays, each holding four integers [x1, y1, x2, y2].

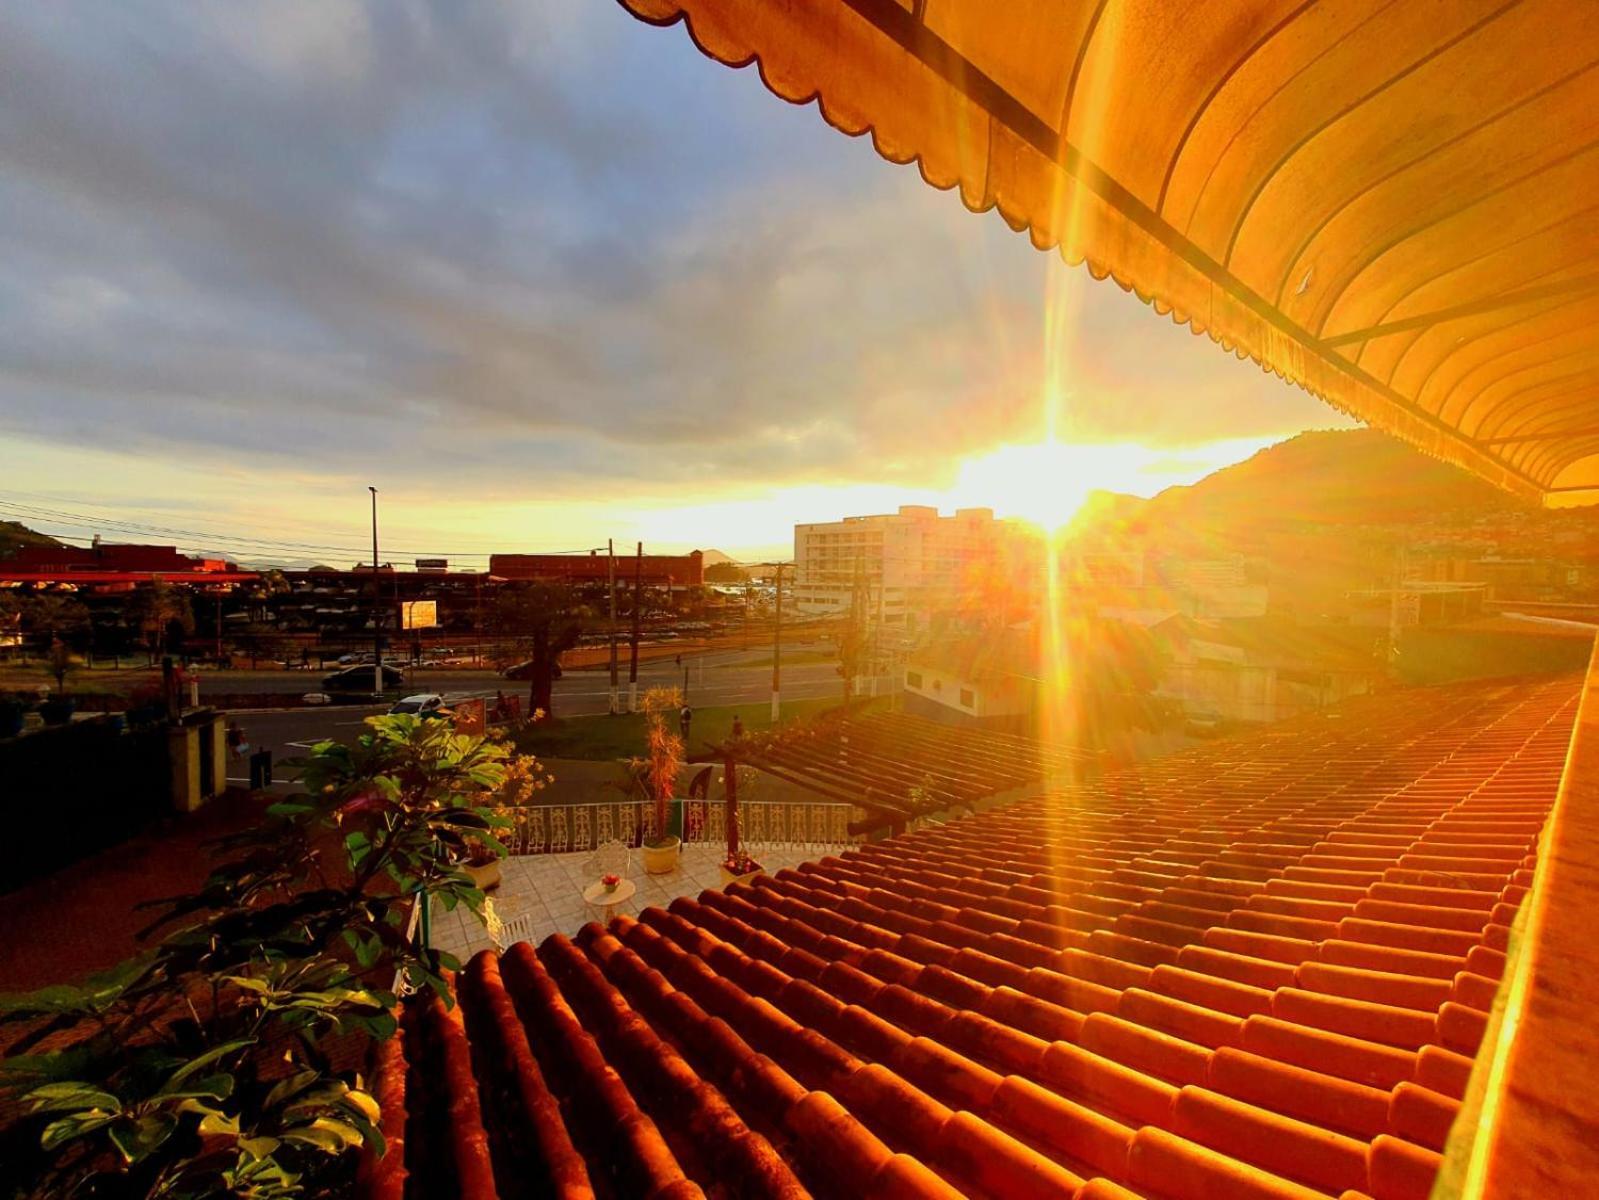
[[1070, 428, 1518, 544], [1143, 428, 1511, 530], [0, 520, 62, 559]]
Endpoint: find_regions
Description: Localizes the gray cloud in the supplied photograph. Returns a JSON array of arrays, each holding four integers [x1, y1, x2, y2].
[[0, 0, 1345, 503]]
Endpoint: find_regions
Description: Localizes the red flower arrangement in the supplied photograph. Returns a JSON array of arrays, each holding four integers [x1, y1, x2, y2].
[[720, 849, 763, 878], [601, 873, 620, 893]]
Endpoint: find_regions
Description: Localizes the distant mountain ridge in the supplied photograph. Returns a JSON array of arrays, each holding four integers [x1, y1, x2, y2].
[[1073, 429, 1518, 538], [1146, 429, 1510, 528], [0, 520, 63, 559]]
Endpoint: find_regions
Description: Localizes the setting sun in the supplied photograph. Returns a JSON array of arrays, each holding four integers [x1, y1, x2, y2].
[[950, 436, 1281, 531], [953, 441, 1146, 530]]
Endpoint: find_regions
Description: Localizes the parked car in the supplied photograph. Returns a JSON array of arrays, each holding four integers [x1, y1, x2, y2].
[[389, 693, 449, 718], [1183, 709, 1226, 738], [322, 664, 404, 691], [501, 660, 563, 681]]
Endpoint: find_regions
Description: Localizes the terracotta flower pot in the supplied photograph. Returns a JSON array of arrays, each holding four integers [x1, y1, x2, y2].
[[641, 836, 681, 875], [464, 859, 502, 891]]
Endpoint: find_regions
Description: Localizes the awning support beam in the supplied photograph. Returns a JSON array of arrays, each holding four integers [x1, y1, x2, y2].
[[1322, 271, 1599, 349], [1479, 423, 1599, 447]]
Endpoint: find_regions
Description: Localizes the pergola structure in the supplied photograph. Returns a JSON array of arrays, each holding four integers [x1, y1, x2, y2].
[[722, 709, 1096, 834], [610, 3, 1599, 1195], [621, 0, 1599, 506]]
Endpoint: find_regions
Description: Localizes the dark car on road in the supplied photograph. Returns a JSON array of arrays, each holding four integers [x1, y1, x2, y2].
[[501, 660, 563, 681], [322, 664, 404, 692]]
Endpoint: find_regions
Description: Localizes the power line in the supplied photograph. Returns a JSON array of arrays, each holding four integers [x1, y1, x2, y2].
[[0, 499, 601, 562]]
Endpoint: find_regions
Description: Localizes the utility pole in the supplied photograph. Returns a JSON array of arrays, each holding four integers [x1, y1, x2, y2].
[[394, 569, 405, 686], [607, 538, 619, 714], [771, 562, 783, 722], [369, 486, 382, 695], [845, 553, 864, 705], [629, 542, 642, 713]]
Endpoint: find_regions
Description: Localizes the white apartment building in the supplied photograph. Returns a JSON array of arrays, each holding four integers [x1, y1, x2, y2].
[[792, 505, 1026, 631]]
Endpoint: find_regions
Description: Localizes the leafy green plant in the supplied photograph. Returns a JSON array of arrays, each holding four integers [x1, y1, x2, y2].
[[639, 688, 683, 847], [0, 715, 528, 1199]]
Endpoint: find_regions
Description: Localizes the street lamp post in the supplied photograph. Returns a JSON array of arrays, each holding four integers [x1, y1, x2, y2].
[[771, 562, 783, 722], [369, 486, 383, 696], [607, 538, 619, 714]]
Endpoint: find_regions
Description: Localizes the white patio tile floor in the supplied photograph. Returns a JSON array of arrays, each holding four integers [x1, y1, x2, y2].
[[429, 842, 830, 962]]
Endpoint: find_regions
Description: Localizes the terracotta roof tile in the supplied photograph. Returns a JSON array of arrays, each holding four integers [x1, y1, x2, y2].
[[365, 675, 1582, 1198]]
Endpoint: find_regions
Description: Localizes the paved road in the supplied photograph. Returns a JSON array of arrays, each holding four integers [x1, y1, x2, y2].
[[223, 647, 849, 788], [189, 643, 831, 695]]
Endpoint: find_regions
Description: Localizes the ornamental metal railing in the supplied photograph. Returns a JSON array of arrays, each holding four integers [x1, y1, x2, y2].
[[485, 799, 857, 857]]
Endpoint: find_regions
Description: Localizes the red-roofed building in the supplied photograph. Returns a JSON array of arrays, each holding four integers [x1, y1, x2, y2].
[[489, 549, 704, 588], [1, 542, 248, 585]]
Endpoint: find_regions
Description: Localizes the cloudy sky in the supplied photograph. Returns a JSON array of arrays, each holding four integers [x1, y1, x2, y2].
[[0, 1, 1351, 564]]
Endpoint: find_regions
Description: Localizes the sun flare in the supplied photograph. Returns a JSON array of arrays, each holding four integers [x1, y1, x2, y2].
[[950, 435, 1286, 533], [952, 440, 1150, 531]]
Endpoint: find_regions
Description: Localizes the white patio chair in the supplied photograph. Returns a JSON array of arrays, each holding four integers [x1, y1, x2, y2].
[[490, 909, 538, 952]]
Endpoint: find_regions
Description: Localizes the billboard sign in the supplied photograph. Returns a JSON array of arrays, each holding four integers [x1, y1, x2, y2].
[[401, 600, 438, 630], [415, 558, 448, 571]]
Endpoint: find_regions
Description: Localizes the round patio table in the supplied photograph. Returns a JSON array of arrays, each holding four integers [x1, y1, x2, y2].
[[582, 877, 637, 919]]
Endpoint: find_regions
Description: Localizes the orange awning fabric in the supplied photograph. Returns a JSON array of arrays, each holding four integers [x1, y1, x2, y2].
[[619, 0, 1599, 504]]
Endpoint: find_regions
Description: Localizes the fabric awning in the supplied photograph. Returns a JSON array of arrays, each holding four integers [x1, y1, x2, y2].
[[619, 0, 1599, 504]]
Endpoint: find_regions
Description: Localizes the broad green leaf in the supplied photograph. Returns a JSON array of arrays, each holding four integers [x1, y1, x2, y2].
[[157, 1039, 254, 1094], [40, 1112, 115, 1151], [341, 1088, 381, 1123], [27, 1081, 121, 1114], [0, 1046, 97, 1083], [157, 1072, 234, 1103], [238, 1135, 280, 1160], [108, 1112, 179, 1163], [281, 1116, 363, 1154], [263, 1070, 320, 1111], [265, 802, 313, 817], [198, 1110, 242, 1137]]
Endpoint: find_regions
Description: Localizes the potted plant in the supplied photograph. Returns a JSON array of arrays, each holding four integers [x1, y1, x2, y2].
[[38, 694, 76, 726], [715, 750, 764, 887], [601, 872, 621, 894], [462, 840, 502, 891], [718, 847, 764, 887], [639, 687, 685, 874]]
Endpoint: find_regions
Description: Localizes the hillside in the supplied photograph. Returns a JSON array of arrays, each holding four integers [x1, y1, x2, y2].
[[1070, 429, 1518, 544], [1145, 429, 1512, 530], [0, 521, 62, 559]]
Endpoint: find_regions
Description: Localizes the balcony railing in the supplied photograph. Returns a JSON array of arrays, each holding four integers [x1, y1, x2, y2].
[[485, 798, 858, 857]]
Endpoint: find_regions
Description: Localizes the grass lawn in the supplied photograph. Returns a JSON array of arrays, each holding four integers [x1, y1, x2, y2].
[[0, 661, 156, 696], [510, 695, 888, 761]]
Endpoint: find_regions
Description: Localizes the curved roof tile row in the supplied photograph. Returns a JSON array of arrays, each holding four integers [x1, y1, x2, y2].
[[364, 675, 1579, 1198]]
